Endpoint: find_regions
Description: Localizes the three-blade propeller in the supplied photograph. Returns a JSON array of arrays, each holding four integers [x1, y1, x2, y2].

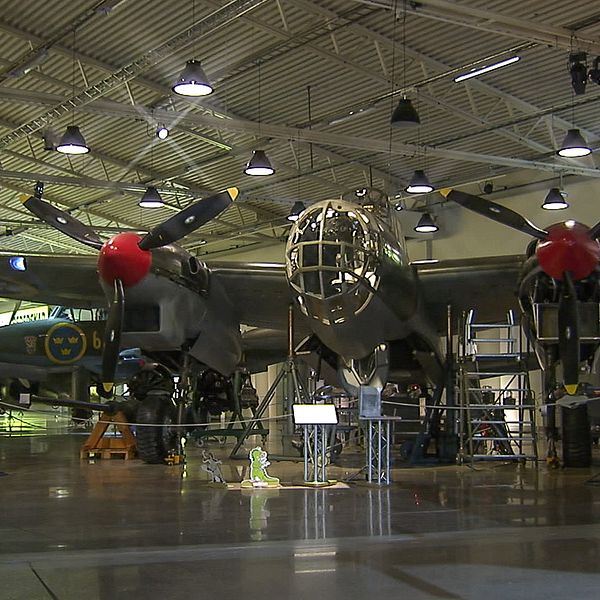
[[24, 182, 238, 394], [445, 188, 600, 394]]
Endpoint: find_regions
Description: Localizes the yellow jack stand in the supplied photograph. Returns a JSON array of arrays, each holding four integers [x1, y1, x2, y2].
[[80, 411, 137, 460]]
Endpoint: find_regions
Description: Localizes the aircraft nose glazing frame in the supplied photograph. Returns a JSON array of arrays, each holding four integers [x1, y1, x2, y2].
[[286, 201, 381, 325]]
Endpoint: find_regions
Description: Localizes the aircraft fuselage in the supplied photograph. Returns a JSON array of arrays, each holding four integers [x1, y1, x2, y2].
[[285, 196, 438, 361]]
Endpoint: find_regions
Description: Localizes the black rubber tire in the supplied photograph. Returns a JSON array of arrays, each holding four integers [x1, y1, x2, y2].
[[562, 405, 592, 468], [136, 392, 178, 464]]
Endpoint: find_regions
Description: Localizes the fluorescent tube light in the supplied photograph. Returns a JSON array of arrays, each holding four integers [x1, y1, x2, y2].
[[454, 56, 520, 83]]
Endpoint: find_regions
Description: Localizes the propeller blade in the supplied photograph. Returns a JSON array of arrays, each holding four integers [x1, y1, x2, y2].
[[100, 278, 125, 396], [138, 187, 239, 250], [442, 189, 548, 240], [558, 271, 580, 395], [22, 182, 104, 250]]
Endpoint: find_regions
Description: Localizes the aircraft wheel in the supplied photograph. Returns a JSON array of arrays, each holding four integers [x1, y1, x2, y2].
[[136, 391, 178, 464], [562, 405, 591, 467]]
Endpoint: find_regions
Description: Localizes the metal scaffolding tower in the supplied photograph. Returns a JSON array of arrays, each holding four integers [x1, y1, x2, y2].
[[458, 309, 538, 465]]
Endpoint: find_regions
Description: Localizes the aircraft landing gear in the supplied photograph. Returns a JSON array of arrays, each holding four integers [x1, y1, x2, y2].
[[130, 365, 177, 464], [136, 391, 178, 463]]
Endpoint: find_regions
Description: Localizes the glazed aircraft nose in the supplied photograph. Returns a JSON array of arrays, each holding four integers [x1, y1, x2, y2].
[[286, 200, 380, 324], [97, 232, 152, 287]]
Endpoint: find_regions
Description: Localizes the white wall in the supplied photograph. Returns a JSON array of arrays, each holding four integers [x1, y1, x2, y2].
[[210, 177, 600, 263], [408, 177, 600, 261]]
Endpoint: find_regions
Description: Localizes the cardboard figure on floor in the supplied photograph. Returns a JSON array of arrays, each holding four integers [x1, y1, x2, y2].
[[201, 450, 226, 484], [241, 446, 280, 488]]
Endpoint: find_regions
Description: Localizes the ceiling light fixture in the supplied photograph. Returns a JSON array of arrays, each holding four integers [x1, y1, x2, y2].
[[56, 125, 90, 154], [557, 128, 592, 157], [391, 97, 420, 128], [454, 56, 520, 83], [156, 125, 169, 140], [389, 3, 420, 128], [172, 1, 213, 97], [138, 186, 164, 208], [287, 201, 306, 222], [414, 212, 438, 233], [244, 60, 274, 176], [541, 187, 569, 210], [172, 59, 213, 97], [405, 169, 434, 194], [244, 150, 274, 176], [57, 28, 89, 155]]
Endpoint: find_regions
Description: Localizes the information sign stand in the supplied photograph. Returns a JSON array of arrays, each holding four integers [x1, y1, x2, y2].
[[293, 404, 338, 487]]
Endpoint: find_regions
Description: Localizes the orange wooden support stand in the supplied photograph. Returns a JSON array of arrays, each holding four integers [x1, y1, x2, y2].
[[80, 411, 137, 460]]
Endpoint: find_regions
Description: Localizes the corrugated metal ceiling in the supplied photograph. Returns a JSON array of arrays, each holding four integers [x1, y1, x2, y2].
[[0, 0, 599, 257]]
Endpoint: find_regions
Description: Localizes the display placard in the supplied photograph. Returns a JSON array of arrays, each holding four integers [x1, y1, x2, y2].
[[292, 403, 338, 425]]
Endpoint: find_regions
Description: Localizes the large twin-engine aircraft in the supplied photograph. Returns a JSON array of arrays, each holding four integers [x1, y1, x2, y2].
[[0, 184, 522, 388], [0, 182, 542, 459]]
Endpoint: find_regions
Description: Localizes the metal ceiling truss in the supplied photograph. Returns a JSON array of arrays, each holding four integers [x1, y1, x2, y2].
[[350, 0, 600, 54], [0, 0, 269, 149]]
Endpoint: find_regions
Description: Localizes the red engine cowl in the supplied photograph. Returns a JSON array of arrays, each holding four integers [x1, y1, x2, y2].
[[536, 221, 600, 281], [97, 232, 152, 287]]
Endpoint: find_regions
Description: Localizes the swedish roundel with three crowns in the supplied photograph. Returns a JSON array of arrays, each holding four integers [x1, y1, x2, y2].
[[44, 322, 87, 364]]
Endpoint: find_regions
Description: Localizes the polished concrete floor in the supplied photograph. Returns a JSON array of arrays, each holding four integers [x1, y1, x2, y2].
[[2, 423, 600, 599]]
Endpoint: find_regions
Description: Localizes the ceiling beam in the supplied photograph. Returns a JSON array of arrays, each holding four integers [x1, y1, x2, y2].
[[0, 0, 269, 149], [2, 87, 596, 178], [296, 0, 597, 140], [349, 0, 600, 54]]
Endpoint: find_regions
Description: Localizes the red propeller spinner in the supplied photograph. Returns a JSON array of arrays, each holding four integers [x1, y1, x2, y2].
[[536, 221, 600, 281], [97, 232, 152, 288]]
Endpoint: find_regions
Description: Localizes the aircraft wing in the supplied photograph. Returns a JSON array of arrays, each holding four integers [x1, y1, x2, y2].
[[209, 261, 293, 329], [416, 255, 526, 332], [0, 252, 104, 307]]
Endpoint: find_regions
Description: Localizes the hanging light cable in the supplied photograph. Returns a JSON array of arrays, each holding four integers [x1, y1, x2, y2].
[[245, 59, 274, 176], [390, 1, 420, 128], [56, 28, 89, 154], [139, 141, 164, 208], [172, 0, 213, 96]]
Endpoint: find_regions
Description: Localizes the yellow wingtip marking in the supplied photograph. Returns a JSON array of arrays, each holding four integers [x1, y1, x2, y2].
[[227, 187, 239, 201], [19, 194, 30, 204], [438, 188, 453, 198], [564, 384, 578, 395]]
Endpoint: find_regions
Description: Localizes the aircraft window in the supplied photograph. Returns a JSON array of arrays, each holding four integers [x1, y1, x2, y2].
[[50, 306, 70, 319], [302, 271, 321, 295], [322, 243, 341, 268], [288, 246, 300, 272], [188, 256, 199, 274], [302, 244, 319, 268]]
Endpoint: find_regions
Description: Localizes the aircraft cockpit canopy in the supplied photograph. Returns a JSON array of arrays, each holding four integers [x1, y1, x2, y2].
[[286, 199, 381, 325]]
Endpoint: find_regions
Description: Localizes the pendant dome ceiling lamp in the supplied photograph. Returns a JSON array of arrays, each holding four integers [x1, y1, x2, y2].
[[139, 185, 164, 209], [139, 139, 164, 208], [56, 28, 89, 155], [287, 201, 306, 222], [244, 60, 274, 176], [414, 212, 438, 233], [557, 128, 592, 157], [405, 169, 434, 194], [172, 1, 213, 97], [541, 187, 569, 210], [391, 96, 420, 127], [172, 59, 213, 97]]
